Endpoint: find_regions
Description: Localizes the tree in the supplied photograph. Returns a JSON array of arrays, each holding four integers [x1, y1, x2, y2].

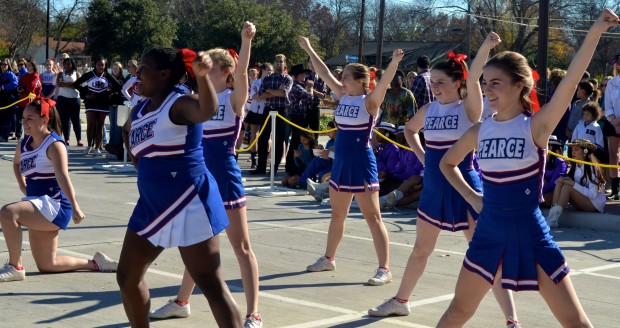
[[86, 0, 176, 62], [50, 0, 88, 59], [0, 0, 45, 60]]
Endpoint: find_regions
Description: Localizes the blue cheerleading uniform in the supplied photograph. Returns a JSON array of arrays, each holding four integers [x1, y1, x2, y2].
[[128, 91, 228, 248], [202, 89, 246, 210], [19, 132, 72, 230], [465, 113, 569, 291], [330, 94, 379, 192], [417, 100, 481, 231]]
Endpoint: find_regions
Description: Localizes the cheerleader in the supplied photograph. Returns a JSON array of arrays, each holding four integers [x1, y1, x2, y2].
[[436, 9, 617, 327], [115, 48, 241, 327]]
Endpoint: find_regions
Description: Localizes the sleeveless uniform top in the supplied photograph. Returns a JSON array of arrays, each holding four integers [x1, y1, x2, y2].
[[129, 91, 205, 177], [202, 89, 243, 155], [334, 94, 375, 149], [58, 71, 79, 99], [424, 99, 475, 169], [20, 132, 67, 199], [40, 71, 56, 97], [477, 113, 545, 213]]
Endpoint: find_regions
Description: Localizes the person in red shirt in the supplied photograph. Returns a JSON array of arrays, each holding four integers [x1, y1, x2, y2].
[[16, 60, 42, 140]]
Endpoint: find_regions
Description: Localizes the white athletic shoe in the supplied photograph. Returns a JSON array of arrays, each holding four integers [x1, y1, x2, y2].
[[94, 148, 102, 156], [507, 319, 522, 328], [379, 195, 388, 209], [367, 267, 392, 286], [306, 256, 336, 272], [386, 190, 403, 207], [243, 314, 263, 328], [93, 252, 118, 272], [149, 299, 191, 319], [307, 178, 318, 196], [0, 263, 26, 282], [82, 147, 92, 155], [545, 205, 563, 228], [368, 297, 410, 316]]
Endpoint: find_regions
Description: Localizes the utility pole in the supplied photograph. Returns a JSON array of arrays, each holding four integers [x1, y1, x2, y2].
[[46, 0, 50, 60], [376, 0, 386, 68], [358, 0, 365, 64], [537, 0, 549, 105], [466, 0, 472, 58]]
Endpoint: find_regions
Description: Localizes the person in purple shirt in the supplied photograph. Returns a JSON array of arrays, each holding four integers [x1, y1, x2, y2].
[[374, 123, 400, 195], [379, 127, 424, 208], [0, 58, 19, 141], [541, 135, 568, 207]]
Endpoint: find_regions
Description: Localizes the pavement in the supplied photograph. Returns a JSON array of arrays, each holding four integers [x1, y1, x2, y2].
[[0, 129, 619, 327]]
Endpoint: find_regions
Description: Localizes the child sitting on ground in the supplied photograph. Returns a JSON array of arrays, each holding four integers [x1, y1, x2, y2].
[[282, 131, 316, 187]]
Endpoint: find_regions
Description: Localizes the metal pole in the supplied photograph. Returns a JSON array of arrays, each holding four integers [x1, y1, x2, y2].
[[537, 0, 550, 105], [269, 111, 277, 191], [358, 0, 365, 64], [376, 0, 386, 68], [46, 0, 50, 59], [466, 0, 472, 58]]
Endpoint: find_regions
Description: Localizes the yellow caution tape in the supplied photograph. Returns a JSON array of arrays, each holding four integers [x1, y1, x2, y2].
[[0, 93, 36, 110]]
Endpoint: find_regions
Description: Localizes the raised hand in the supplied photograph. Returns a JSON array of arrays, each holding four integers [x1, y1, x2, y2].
[[482, 32, 501, 49], [392, 49, 404, 64], [192, 51, 213, 78], [242, 21, 256, 41], [593, 8, 620, 33], [298, 37, 312, 51]]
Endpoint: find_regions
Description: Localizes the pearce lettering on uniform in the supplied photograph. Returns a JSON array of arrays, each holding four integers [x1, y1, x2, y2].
[[129, 119, 158, 149], [212, 105, 226, 121], [424, 115, 458, 130], [478, 138, 525, 159], [335, 104, 360, 118], [20, 154, 38, 172]]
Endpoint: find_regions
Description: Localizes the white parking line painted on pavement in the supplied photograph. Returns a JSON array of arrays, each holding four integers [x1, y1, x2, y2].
[[3, 238, 428, 327], [125, 202, 137, 206], [282, 313, 432, 328], [409, 293, 455, 308], [583, 272, 620, 280], [572, 262, 620, 274], [253, 221, 467, 256]]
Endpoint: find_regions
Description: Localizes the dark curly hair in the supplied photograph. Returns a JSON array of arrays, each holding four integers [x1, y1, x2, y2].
[[141, 48, 187, 90]]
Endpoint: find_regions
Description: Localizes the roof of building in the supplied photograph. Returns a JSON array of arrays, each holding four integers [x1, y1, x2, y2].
[[325, 41, 467, 70]]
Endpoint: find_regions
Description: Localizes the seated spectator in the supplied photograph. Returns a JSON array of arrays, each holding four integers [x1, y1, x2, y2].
[[303, 121, 337, 200], [571, 102, 604, 150], [545, 139, 606, 228], [541, 135, 568, 207], [282, 131, 316, 187], [373, 122, 400, 196], [378, 126, 424, 208]]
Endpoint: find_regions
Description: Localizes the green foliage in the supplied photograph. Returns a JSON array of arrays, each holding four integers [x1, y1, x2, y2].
[[86, 0, 177, 62], [171, 0, 322, 67], [319, 113, 334, 132]]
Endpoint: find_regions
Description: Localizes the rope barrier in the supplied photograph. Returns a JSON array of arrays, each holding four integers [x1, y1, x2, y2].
[[237, 113, 618, 169], [0, 93, 36, 110], [548, 150, 620, 169], [275, 113, 337, 134], [235, 114, 271, 153]]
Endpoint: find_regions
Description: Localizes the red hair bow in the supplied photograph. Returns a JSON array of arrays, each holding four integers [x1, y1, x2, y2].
[[447, 50, 469, 81], [228, 48, 239, 68], [530, 69, 540, 113], [177, 48, 197, 78], [34, 96, 56, 118]]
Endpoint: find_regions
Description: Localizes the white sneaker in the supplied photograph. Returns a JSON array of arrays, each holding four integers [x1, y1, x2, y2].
[[307, 178, 318, 196], [379, 196, 388, 209], [368, 267, 392, 286], [94, 149, 102, 156], [313, 190, 326, 202], [321, 199, 331, 206], [368, 297, 410, 316], [306, 256, 336, 272], [93, 252, 118, 272], [0, 263, 26, 282], [507, 319, 522, 328], [545, 205, 563, 229], [82, 147, 92, 155], [149, 299, 191, 319], [243, 314, 263, 328], [386, 190, 403, 207]]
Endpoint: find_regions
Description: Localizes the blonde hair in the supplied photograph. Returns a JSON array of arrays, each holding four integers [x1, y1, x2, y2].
[[344, 63, 371, 94], [206, 48, 236, 87], [127, 59, 138, 69], [275, 54, 286, 62], [112, 61, 124, 78]]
